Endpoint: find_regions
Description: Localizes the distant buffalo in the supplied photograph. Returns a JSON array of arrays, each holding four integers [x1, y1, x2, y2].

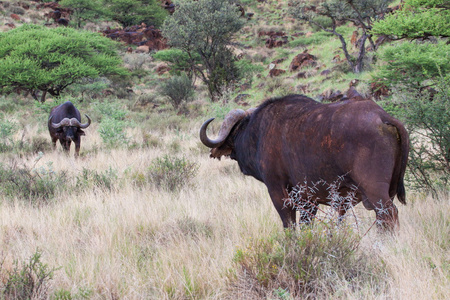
[[48, 101, 91, 157], [200, 88, 409, 230]]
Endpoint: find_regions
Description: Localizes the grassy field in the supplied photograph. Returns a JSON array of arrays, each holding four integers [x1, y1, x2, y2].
[[0, 116, 448, 299], [0, 0, 448, 299]]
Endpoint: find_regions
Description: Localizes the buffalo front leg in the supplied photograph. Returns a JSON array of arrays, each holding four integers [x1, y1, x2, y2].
[[74, 141, 81, 157], [267, 185, 296, 228], [60, 139, 71, 153], [51, 137, 58, 150]]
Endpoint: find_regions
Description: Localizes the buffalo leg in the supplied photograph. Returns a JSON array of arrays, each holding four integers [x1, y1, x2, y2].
[[362, 183, 399, 231], [74, 140, 81, 157], [51, 137, 58, 150], [267, 186, 296, 228], [61, 139, 71, 153]]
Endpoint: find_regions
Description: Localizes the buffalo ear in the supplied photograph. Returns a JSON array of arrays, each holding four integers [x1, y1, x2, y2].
[[78, 129, 86, 136], [210, 146, 232, 160]]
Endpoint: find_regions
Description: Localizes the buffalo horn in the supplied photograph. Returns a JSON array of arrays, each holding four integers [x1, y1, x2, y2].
[[50, 117, 71, 128], [200, 109, 247, 148], [77, 114, 91, 128], [50, 115, 91, 128]]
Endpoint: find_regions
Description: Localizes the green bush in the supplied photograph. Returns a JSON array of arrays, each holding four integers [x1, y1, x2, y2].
[[236, 59, 265, 85], [76, 167, 118, 191], [230, 225, 388, 298], [0, 250, 57, 299], [147, 155, 198, 192], [384, 77, 450, 194], [152, 49, 201, 75], [99, 117, 129, 149], [159, 73, 195, 109], [0, 161, 68, 205], [0, 116, 16, 153]]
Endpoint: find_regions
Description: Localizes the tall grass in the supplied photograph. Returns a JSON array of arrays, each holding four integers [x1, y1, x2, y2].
[[0, 122, 448, 299]]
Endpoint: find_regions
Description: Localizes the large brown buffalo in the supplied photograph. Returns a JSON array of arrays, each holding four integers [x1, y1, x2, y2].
[[200, 89, 409, 230], [48, 101, 91, 157]]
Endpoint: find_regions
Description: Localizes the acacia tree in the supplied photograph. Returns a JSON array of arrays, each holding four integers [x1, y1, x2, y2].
[[371, 0, 450, 89], [372, 0, 450, 193], [290, 0, 394, 73], [0, 25, 129, 102], [162, 0, 245, 101], [103, 0, 168, 28], [60, 0, 105, 28]]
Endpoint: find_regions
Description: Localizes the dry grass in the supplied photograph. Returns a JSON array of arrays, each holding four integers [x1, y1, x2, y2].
[[0, 123, 448, 299]]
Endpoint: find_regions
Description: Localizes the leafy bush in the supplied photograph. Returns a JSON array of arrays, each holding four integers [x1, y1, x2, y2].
[[0, 116, 16, 153], [384, 77, 450, 194], [146, 155, 198, 192], [76, 167, 119, 191], [0, 160, 68, 205], [229, 225, 388, 298], [159, 73, 195, 109], [95, 101, 130, 148], [0, 250, 57, 299], [99, 117, 129, 149], [152, 49, 201, 75], [31, 136, 52, 154], [236, 59, 265, 85]]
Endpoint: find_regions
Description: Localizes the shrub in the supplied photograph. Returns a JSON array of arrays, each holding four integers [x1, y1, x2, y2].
[[159, 73, 195, 110], [236, 59, 265, 85], [0, 250, 57, 299], [76, 167, 118, 191], [0, 160, 68, 205], [31, 136, 52, 154], [152, 49, 201, 75], [229, 225, 388, 298], [0, 116, 16, 153], [384, 76, 450, 194], [147, 155, 198, 192], [99, 117, 129, 149]]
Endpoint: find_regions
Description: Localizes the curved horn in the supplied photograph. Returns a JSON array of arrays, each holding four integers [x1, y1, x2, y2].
[[75, 114, 91, 128], [200, 109, 247, 148], [50, 117, 71, 128]]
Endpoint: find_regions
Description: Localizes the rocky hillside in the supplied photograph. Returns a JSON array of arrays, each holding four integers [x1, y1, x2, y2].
[[0, 0, 393, 107]]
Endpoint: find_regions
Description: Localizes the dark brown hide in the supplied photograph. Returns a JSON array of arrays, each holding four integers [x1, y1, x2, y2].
[[48, 101, 90, 157], [200, 92, 409, 230]]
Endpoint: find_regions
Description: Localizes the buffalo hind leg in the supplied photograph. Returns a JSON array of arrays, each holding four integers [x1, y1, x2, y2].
[[362, 183, 399, 231], [267, 186, 296, 228]]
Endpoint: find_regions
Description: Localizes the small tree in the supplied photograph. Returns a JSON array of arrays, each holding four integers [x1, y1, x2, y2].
[[290, 0, 395, 73], [162, 0, 245, 101], [60, 0, 106, 28], [103, 0, 168, 28], [0, 24, 129, 102]]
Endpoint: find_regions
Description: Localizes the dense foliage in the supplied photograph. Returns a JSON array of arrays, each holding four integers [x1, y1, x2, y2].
[[384, 77, 450, 193], [0, 25, 129, 102], [371, 0, 450, 39], [103, 0, 168, 28], [162, 0, 245, 101], [371, 0, 450, 90]]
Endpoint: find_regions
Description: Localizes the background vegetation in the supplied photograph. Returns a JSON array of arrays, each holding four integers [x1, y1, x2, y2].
[[0, 0, 448, 299]]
